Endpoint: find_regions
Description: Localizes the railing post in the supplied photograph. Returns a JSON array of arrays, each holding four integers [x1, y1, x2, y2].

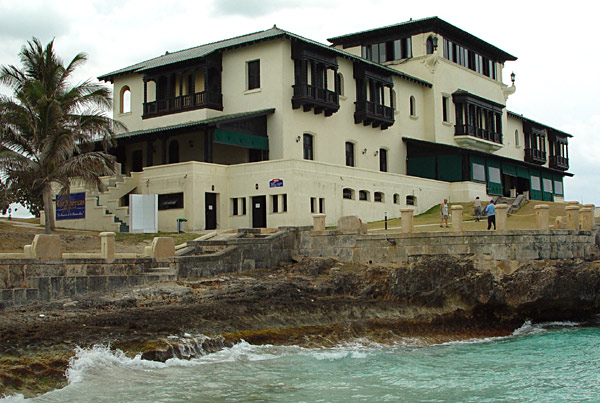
[[496, 204, 508, 231], [565, 205, 580, 230], [312, 214, 326, 232], [450, 205, 463, 232], [583, 204, 596, 226], [580, 208, 593, 231], [534, 204, 550, 230], [100, 232, 116, 260], [400, 208, 415, 233]]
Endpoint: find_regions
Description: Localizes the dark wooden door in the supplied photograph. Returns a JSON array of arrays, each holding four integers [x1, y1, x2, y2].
[[205, 192, 217, 230], [132, 150, 143, 172], [252, 195, 266, 228]]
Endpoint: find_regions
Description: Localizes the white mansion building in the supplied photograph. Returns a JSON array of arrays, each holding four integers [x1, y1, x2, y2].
[[55, 17, 571, 232]]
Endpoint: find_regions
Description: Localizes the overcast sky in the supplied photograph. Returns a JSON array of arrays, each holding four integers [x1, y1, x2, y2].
[[1, 0, 598, 206]]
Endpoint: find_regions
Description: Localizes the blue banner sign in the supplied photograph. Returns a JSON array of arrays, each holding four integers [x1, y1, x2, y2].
[[56, 192, 86, 220], [269, 178, 283, 188]]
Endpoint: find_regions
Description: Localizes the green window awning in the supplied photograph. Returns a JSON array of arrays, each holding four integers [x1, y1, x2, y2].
[[214, 129, 269, 150], [517, 166, 530, 179]]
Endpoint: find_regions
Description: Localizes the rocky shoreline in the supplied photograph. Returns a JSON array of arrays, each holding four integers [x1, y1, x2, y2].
[[2, 255, 600, 398]]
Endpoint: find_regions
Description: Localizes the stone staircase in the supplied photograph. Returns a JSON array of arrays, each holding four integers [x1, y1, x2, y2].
[[494, 194, 527, 214], [88, 169, 140, 233]]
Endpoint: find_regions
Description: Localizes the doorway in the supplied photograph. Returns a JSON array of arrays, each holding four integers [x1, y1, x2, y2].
[[205, 192, 217, 230], [252, 195, 266, 228]]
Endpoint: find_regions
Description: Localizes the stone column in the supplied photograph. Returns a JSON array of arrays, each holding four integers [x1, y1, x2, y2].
[[451, 205, 463, 232], [100, 232, 116, 260], [400, 208, 414, 233], [534, 204, 549, 230], [580, 208, 593, 231], [566, 205, 580, 230], [312, 214, 326, 231], [495, 204, 508, 231], [583, 204, 595, 226]]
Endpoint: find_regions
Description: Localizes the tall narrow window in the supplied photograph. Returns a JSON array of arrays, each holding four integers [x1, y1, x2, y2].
[[303, 133, 314, 160], [335, 73, 344, 96], [379, 148, 388, 172], [442, 96, 449, 122], [345, 142, 355, 167], [247, 60, 260, 90], [409, 96, 416, 117], [426, 37, 434, 55], [515, 130, 520, 147], [120, 86, 131, 114]]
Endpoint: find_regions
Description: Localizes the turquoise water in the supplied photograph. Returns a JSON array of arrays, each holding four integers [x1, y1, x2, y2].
[[4, 321, 600, 402]]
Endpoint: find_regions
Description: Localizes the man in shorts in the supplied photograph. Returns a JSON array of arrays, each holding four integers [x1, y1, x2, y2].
[[440, 199, 449, 228]]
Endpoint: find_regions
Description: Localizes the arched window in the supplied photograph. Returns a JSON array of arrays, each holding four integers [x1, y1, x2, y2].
[[343, 188, 354, 200], [359, 190, 369, 201], [393, 193, 400, 204], [409, 96, 416, 117], [406, 195, 416, 206], [374, 192, 384, 202], [390, 89, 396, 111], [515, 129, 520, 147], [426, 36, 434, 55], [120, 86, 131, 114], [303, 133, 314, 160], [335, 73, 344, 96], [168, 140, 179, 163]]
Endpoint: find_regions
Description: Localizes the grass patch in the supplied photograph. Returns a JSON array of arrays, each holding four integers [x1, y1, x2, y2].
[[368, 200, 570, 233]]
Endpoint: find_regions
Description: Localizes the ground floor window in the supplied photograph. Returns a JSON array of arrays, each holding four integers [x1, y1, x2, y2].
[[406, 195, 416, 206], [158, 193, 184, 210], [343, 188, 354, 200], [272, 194, 287, 213], [231, 197, 247, 216], [374, 192, 384, 202]]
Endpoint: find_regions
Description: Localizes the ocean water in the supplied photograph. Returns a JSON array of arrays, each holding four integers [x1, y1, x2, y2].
[[3, 321, 600, 402]]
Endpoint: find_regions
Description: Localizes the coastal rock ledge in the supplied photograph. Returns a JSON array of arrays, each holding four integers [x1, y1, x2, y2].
[[1, 255, 600, 397]]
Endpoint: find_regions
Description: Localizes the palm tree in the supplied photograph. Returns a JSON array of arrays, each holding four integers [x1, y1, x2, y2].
[[0, 38, 122, 233]]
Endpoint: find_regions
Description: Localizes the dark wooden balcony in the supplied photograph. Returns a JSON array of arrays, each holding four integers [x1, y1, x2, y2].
[[143, 91, 223, 118], [454, 124, 502, 144], [292, 84, 339, 116], [549, 155, 569, 170], [354, 100, 394, 130], [524, 148, 547, 165]]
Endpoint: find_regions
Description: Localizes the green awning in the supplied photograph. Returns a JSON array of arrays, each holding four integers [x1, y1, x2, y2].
[[214, 129, 269, 150], [502, 163, 517, 176]]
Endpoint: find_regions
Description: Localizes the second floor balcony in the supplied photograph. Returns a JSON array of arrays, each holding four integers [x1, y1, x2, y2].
[[524, 148, 547, 165], [292, 84, 339, 116], [549, 155, 569, 170], [455, 124, 503, 144], [143, 91, 223, 118], [354, 100, 394, 130]]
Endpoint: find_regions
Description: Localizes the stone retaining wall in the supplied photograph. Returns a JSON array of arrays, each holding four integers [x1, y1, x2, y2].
[[0, 257, 175, 309], [296, 228, 597, 264]]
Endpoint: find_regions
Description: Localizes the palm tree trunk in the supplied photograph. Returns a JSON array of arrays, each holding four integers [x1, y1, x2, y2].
[[42, 185, 55, 234]]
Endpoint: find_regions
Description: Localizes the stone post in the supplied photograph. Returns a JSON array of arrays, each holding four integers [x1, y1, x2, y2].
[[151, 237, 175, 259], [565, 205, 580, 230], [534, 204, 550, 230], [31, 234, 62, 260], [495, 204, 508, 231], [400, 208, 414, 233], [450, 205, 463, 232], [580, 208, 593, 231], [566, 201, 580, 206], [583, 204, 595, 226], [100, 232, 116, 260], [312, 214, 326, 231]]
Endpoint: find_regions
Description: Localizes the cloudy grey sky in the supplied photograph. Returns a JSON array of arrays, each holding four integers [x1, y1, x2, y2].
[[1, 0, 598, 205]]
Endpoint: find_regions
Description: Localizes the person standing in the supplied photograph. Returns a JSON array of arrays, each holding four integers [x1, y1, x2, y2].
[[473, 197, 482, 222], [484, 199, 496, 230], [440, 199, 449, 228]]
